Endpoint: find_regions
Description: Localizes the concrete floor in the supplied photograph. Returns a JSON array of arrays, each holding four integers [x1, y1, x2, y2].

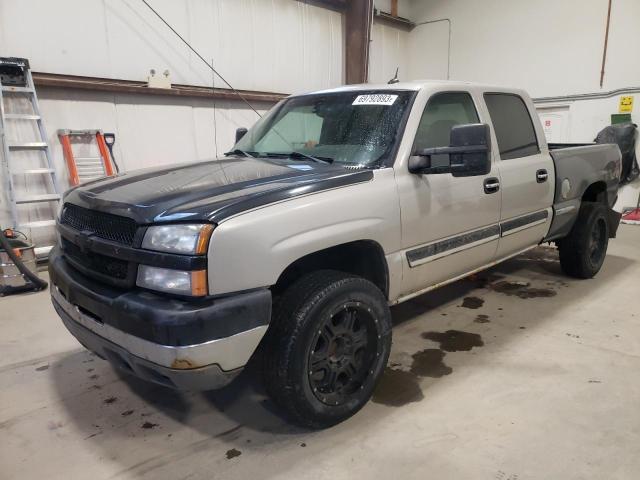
[[2, 225, 640, 480]]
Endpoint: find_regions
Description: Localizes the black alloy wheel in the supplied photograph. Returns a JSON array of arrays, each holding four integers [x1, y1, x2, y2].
[[308, 301, 381, 406]]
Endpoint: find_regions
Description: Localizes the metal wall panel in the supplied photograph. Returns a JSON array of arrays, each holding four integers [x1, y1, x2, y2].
[[0, 0, 342, 234], [0, 0, 344, 93], [408, 0, 640, 98], [368, 21, 409, 84]]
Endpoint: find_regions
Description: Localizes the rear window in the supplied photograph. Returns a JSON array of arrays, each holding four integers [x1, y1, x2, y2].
[[484, 93, 539, 160]]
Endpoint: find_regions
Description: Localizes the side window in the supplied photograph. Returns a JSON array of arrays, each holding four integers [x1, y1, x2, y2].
[[412, 92, 479, 152], [484, 93, 539, 160]]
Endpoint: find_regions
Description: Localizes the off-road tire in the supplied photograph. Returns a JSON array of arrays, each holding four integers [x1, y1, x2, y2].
[[262, 270, 392, 429], [558, 202, 609, 279]]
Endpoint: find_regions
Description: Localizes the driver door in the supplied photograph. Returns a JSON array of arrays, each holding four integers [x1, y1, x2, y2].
[[396, 90, 502, 298]]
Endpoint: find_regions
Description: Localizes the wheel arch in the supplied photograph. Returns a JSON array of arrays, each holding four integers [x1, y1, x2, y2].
[[272, 240, 390, 299], [581, 181, 621, 237], [581, 180, 608, 205]]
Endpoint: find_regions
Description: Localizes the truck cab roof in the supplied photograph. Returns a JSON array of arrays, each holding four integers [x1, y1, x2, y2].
[[301, 79, 526, 97]]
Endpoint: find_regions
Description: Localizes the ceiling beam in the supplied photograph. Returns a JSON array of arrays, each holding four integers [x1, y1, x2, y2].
[[295, 0, 346, 12], [32, 72, 287, 103]]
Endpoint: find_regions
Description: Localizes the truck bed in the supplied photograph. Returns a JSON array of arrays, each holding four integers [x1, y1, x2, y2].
[[545, 143, 622, 241], [548, 142, 596, 150]]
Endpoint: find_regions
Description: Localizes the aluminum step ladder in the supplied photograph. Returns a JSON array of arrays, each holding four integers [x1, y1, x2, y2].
[[0, 57, 61, 258]]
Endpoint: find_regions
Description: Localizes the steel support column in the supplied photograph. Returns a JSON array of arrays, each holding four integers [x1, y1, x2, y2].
[[345, 0, 374, 84]]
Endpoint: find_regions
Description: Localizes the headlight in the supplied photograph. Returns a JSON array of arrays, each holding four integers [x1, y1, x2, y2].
[[142, 224, 214, 254], [137, 266, 207, 296]]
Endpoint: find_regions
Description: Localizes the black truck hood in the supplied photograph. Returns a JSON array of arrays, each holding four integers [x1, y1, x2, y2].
[[63, 157, 373, 224]]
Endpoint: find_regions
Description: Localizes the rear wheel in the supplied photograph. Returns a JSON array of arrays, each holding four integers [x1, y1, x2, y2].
[[262, 270, 392, 428], [558, 202, 609, 279]]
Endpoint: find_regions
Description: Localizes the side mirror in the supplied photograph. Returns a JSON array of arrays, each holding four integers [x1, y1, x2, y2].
[[235, 127, 248, 144], [409, 123, 491, 177]]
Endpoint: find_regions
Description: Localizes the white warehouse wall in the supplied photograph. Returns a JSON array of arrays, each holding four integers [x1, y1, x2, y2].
[[0, 0, 344, 234], [0, 0, 344, 94], [407, 0, 640, 98], [404, 0, 640, 145], [369, 21, 410, 84]]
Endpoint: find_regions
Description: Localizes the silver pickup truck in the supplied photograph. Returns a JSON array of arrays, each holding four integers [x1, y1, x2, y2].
[[49, 81, 622, 428]]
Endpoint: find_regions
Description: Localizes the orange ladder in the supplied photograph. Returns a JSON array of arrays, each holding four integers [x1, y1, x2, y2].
[[58, 129, 115, 186]]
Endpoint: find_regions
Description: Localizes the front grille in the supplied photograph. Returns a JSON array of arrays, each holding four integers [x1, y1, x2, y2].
[[61, 203, 137, 245], [62, 238, 129, 280]]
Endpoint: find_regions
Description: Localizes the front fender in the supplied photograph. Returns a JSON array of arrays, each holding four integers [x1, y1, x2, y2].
[[206, 169, 401, 296]]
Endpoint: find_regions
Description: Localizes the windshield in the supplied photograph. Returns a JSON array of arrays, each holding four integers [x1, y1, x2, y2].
[[233, 90, 415, 167]]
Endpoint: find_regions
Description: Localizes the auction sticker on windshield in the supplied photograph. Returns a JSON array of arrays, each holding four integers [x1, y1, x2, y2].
[[352, 94, 398, 106]]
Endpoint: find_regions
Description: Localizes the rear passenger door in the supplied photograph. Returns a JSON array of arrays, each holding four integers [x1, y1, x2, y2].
[[483, 93, 554, 259]]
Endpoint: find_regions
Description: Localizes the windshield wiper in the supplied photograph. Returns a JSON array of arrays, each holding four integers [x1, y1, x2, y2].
[[223, 149, 256, 158], [287, 151, 334, 164]]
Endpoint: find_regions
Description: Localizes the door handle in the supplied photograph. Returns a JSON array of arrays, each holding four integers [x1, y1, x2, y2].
[[483, 177, 500, 194], [536, 169, 548, 183]]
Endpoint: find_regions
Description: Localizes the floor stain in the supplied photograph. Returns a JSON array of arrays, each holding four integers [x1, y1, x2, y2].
[[121, 410, 134, 417], [410, 349, 453, 378], [372, 368, 424, 407], [103, 397, 117, 405], [89, 374, 99, 380], [141, 422, 158, 429], [521, 246, 559, 262], [226, 448, 242, 460], [495, 470, 520, 480], [461, 296, 485, 309], [474, 314, 490, 323], [470, 273, 506, 289], [214, 425, 242, 438], [300, 443, 307, 448], [35, 365, 49, 371], [491, 281, 556, 299], [47, 420, 63, 430], [422, 330, 484, 352]]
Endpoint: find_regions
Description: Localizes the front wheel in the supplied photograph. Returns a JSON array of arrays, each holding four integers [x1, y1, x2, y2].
[[262, 270, 392, 429], [558, 202, 609, 279]]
